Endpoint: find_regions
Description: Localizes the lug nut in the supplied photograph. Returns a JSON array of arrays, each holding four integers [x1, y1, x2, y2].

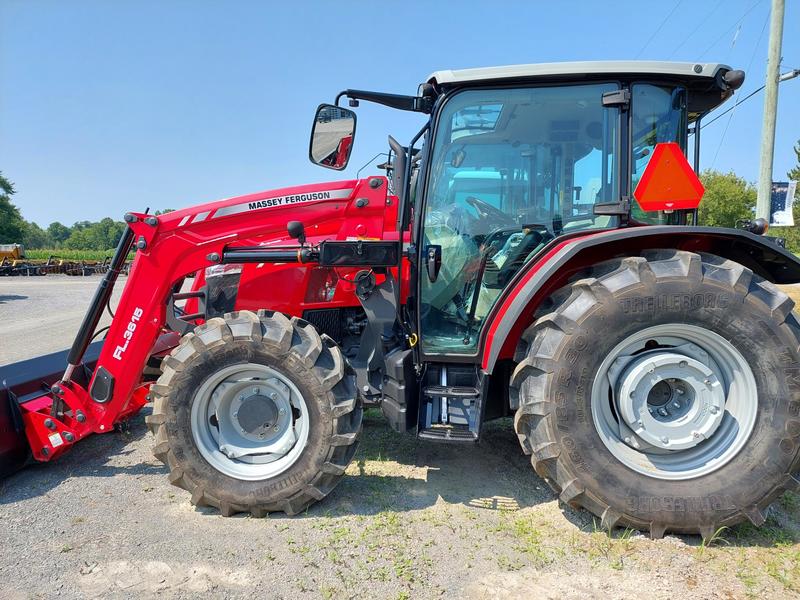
[[279, 408, 286, 415], [44, 419, 56, 430], [41, 447, 50, 457], [710, 406, 719, 415], [658, 408, 669, 417], [672, 402, 681, 409], [273, 425, 279, 431], [270, 392, 278, 400], [692, 431, 700, 439], [63, 432, 74, 442], [253, 387, 259, 394], [76, 411, 86, 423], [661, 436, 669, 444], [675, 388, 684, 395]]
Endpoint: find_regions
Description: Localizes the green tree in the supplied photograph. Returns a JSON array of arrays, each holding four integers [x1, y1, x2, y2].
[[71, 220, 93, 231], [47, 221, 72, 245], [64, 217, 125, 250], [0, 172, 26, 244], [22, 222, 53, 249], [697, 170, 756, 228]]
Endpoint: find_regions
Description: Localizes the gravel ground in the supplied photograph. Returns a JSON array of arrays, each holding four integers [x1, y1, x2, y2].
[[1, 276, 800, 599], [0, 276, 126, 364]]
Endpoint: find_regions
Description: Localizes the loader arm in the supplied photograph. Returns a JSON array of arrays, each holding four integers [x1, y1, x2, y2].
[[13, 177, 392, 463]]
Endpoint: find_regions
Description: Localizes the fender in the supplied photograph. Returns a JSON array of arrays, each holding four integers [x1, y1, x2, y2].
[[480, 226, 800, 373]]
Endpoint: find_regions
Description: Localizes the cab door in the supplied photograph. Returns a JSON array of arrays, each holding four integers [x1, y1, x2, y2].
[[418, 83, 621, 356]]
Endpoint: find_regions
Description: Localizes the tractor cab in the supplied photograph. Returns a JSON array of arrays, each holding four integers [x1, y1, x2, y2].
[[309, 62, 745, 439]]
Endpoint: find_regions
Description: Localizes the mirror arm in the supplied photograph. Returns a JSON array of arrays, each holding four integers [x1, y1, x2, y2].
[[336, 89, 433, 113]]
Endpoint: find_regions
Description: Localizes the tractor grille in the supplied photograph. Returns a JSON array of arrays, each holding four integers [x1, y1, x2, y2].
[[302, 309, 345, 342]]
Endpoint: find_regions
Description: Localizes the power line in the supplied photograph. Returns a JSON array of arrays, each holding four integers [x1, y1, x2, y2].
[[702, 68, 799, 129], [698, 0, 766, 59], [701, 84, 766, 128], [708, 9, 770, 168], [668, 0, 726, 59], [635, 0, 683, 59]]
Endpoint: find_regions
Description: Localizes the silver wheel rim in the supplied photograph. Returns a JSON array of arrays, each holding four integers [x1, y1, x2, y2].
[[190, 362, 310, 481], [591, 324, 757, 480]]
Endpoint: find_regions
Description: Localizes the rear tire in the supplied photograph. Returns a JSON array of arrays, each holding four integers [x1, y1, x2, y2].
[[146, 310, 361, 516], [510, 250, 800, 539]]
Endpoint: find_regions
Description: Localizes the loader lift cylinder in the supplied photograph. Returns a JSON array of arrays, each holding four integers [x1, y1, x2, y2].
[[61, 224, 134, 384]]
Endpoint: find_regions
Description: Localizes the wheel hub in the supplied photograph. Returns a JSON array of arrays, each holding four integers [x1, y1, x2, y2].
[[233, 390, 282, 438], [190, 363, 310, 480], [215, 378, 295, 460], [613, 351, 726, 450], [592, 324, 758, 481]]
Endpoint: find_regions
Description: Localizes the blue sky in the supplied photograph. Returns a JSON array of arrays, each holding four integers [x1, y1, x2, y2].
[[1, 0, 798, 226]]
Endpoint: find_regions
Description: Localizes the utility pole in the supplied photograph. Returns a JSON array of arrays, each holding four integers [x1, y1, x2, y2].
[[756, 0, 785, 220]]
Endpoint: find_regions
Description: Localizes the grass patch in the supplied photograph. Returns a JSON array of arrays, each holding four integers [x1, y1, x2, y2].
[[24, 248, 118, 261]]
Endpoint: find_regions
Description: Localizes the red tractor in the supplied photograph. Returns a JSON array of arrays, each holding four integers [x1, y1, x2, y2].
[[3, 61, 800, 539]]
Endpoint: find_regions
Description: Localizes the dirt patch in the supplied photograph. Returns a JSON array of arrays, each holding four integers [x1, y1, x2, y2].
[[2, 411, 800, 599], [2, 283, 800, 598]]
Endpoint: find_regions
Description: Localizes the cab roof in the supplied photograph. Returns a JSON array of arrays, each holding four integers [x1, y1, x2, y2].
[[427, 61, 731, 86], [426, 61, 737, 118]]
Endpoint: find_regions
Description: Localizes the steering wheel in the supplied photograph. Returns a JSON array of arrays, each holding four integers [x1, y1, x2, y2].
[[465, 196, 516, 229], [491, 225, 554, 288]]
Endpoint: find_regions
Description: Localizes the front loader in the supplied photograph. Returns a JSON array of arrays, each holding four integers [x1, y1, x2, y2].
[[4, 61, 800, 539]]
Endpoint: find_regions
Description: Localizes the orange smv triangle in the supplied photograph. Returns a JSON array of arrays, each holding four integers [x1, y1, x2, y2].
[[633, 142, 705, 211]]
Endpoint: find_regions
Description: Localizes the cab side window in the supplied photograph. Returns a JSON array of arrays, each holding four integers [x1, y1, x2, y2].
[[630, 84, 688, 225]]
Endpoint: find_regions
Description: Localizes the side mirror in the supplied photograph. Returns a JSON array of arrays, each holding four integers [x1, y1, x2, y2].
[[309, 104, 357, 170]]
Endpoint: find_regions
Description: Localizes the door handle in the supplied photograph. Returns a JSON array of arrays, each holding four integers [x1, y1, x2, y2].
[[426, 245, 442, 283]]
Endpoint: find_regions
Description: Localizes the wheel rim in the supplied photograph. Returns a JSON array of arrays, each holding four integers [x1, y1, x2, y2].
[[591, 324, 757, 480], [190, 362, 310, 481]]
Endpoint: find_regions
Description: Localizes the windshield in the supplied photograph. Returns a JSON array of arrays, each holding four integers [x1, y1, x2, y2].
[[420, 83, 620, 354]]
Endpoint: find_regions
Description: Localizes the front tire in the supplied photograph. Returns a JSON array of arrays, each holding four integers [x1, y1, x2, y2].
[[146, 310, 361, 516], [510, 250, 800, 539]]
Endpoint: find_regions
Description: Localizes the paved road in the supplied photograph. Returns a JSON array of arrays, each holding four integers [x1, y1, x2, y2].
[[0, 275, 126, 366]]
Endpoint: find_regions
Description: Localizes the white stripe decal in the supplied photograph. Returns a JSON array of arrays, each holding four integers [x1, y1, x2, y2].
[[178, 215, 191, 227], [213, 188, 353, 218], [192, 211, 210, 223]]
